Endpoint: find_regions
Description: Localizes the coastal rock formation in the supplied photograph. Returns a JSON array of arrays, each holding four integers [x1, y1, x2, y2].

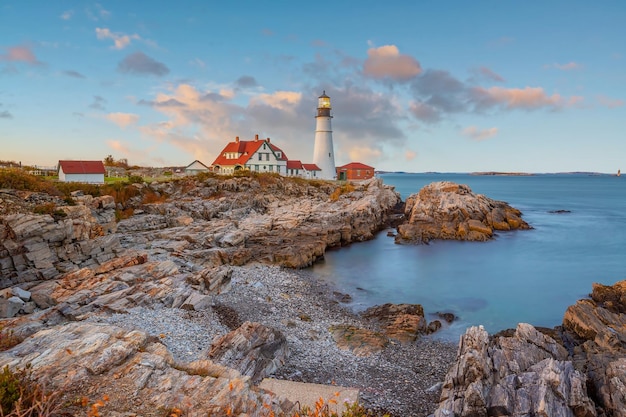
[[435, 324, 595, 417], [563, 281, 626, 416], [396, 181, 530, 244], [118, 176, 401, 268], [434, 279, 626, 417], [0, 322, 287, 416], [0, 195, 119, 286]]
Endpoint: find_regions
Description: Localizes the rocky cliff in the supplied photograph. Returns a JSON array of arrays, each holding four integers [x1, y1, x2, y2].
[[396, 181, 531, 244], [1, 193, 119, 287], [434, 279, 626, 417]]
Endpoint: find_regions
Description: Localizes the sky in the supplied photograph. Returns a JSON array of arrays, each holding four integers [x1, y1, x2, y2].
[[1, 1, 625, 173]]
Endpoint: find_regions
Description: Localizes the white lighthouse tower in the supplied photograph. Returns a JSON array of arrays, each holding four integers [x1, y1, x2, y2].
[[312, 91, 336, 180]]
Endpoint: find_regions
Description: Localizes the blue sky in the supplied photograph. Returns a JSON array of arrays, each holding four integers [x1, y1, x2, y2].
[[1, 1, 625, 173]]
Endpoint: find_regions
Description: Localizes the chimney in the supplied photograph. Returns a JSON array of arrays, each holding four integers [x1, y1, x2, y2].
[[267, 137, 271, 143], [255, 134, 259, 142], [235, 136, 239, 143]]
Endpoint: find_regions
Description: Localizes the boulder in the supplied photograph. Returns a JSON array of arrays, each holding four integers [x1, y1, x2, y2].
[[396, 181, 530, 244], [362, 303, 428, 342], [208, 321, 288, 383], [330, 325, 388, 356]]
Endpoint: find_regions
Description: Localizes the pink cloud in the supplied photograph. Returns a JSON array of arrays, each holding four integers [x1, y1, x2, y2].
[[0, 45, 42, 65], [106, 112, 139, 128], [363, 45, 422, 82], [405, 150, 417, 161], [474, 86, 583, 110], [462, 126, 499, 141], [597, 95, 624, 108]]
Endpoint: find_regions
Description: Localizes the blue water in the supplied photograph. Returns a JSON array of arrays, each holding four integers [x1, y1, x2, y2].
[[311, 173, 626, 340]]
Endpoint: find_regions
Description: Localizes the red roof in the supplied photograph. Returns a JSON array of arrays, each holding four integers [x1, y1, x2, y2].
[[269, 143, 288, 161], [336, 162, 375, 170], [302, 163, 321, 171], [211, 137, 289, 166], [287, 160, 303, 170], [58, 160, 106, 175]]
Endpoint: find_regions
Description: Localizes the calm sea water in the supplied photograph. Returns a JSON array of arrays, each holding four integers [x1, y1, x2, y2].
[[311, 173, 626, 340]]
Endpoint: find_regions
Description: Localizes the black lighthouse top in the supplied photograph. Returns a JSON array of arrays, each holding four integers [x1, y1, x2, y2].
[[317, 91, 331, 117]]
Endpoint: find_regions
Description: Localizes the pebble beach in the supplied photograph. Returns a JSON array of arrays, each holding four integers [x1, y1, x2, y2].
[[88, 264, 458, 417]]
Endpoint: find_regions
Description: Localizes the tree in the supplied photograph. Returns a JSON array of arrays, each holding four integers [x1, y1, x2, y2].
[[104, 155, 115, 166]]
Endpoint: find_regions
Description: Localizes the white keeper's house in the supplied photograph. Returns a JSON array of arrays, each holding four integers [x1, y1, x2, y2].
[[57, 160, 106, 184], [210, 134, 320, 177], [184, 160, 210, 176]]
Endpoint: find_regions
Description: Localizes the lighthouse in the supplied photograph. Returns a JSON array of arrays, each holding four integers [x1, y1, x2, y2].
[[312, 91, 336, 180]]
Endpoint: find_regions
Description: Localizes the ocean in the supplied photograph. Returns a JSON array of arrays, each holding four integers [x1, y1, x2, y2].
[[311, 173, 626, 340]]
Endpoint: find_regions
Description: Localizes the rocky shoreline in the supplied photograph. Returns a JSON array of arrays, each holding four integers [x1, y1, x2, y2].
[[0, 175, 459, 416], [3, 173, 623, 416]]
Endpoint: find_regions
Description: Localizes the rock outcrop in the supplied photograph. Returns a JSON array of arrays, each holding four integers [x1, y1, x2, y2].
[[208, 321, 288, 383], [396, 181, 530, 244], [434, 279, 626, 417], [0, 322, 287, 417], [0, 195, 118, 286], [117, 176, 401, 268]]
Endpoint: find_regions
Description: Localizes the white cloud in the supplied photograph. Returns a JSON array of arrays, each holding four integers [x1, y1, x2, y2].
[[60, 10, 74, 20], [96, 28, 140, 50]]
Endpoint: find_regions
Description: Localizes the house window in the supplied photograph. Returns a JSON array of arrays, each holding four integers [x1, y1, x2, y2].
[[276, 152, 281, 158], [265, 153, 269, 161], [255, 165, 259, 171], [357, 170, 361, 176], [258, 154, 262, 161]]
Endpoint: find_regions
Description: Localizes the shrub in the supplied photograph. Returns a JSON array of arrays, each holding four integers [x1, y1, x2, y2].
[[0, 365, 64, 416], [32, 203, 56, 216], [127, 175, 144, 184], [329, 183, 355, 202], [141, 190, 168, 204], [0, 170, 39, 192], [195, 172, 219, 182]]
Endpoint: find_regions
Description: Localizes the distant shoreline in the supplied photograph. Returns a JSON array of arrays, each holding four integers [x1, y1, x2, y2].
[[376, 171, 618, 176]]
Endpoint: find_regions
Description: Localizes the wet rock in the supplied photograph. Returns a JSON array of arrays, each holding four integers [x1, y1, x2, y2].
[[436, 311, 456, 323]]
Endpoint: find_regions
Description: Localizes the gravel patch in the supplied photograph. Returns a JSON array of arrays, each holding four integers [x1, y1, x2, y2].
[[88, 264, 457, 417]]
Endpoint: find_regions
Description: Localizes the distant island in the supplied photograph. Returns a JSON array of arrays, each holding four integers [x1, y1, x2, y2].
[[470, 172, 535, 176]]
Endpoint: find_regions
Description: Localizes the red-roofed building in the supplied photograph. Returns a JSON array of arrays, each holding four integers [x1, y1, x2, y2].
[[57, 160, 106, 183], [302, 163, 321, 179], [211, 134, 289, 174], [285, 161, 321, 179], [336, 162, 375, 181]]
